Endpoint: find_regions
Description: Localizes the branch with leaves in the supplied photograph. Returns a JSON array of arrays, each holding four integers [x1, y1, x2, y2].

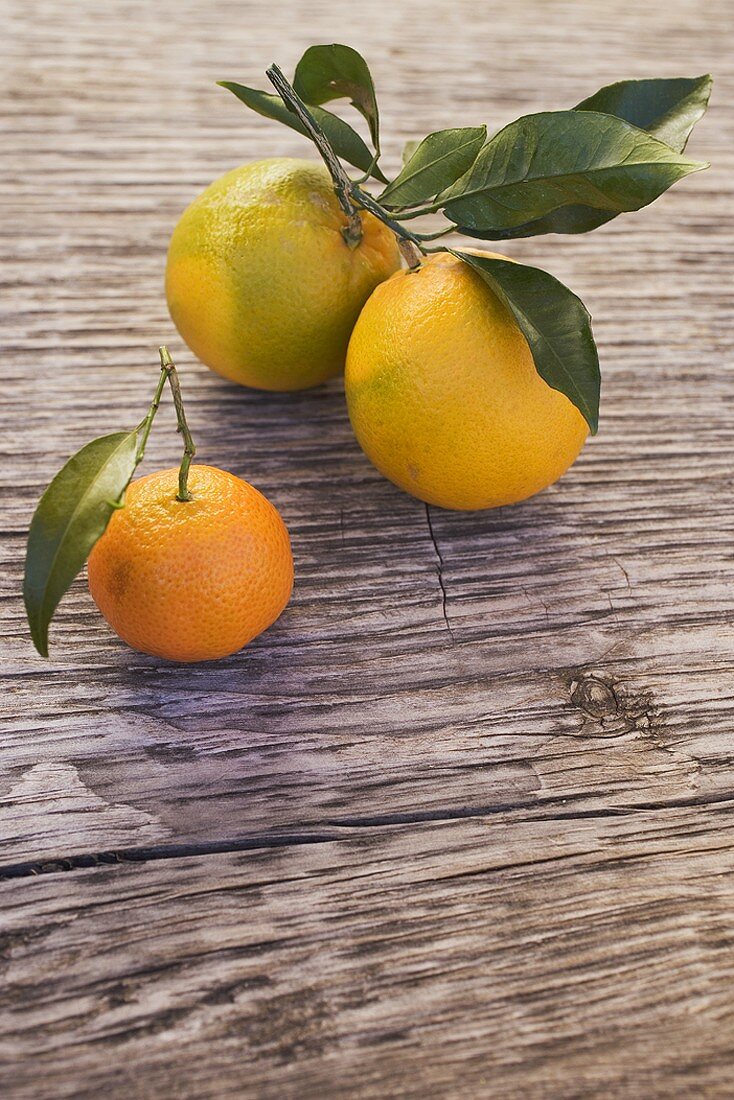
[[220, 46, 711, 433], [24, 348, 197, 657]]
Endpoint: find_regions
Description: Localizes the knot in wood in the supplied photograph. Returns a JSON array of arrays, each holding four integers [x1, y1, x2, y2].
[[570, 675, 619, 719]]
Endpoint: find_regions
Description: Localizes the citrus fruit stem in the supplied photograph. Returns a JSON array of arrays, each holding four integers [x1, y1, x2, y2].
[[136, 348, 197, 502], [398, 238, 424, 268], [263, 64, 432, 269], [350, 184, 428, 268], [159, 346, 197, 502], [266, 64, 364, 249]]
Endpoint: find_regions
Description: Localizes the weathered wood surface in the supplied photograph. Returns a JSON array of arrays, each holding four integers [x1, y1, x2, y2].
[[4, 817, 734, 1099], [1, 0, 733, 1095]]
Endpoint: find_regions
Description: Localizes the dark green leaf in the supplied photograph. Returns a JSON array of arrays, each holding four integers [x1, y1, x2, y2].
[[451, 250, 600, 432], [24, 431, 139, 656], [441, 110, 706, 234], [461, 77, 712, 239], [379, 127, 486, 209], [575, 74, 712, 153], [293, 44, 380, 152], [218, 81, 387, 182], [458, 204, 617, 240]]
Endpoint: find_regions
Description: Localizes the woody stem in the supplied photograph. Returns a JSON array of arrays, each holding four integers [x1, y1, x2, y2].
[[266, 64, 363, 248], [158, 346, 197, 502]]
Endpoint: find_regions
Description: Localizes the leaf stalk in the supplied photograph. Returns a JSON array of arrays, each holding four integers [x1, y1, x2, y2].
[[136, 359, 169, 465]]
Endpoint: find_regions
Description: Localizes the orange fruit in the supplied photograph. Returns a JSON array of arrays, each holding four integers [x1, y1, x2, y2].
[[165, 158, 401, 391], [87, 465, 293, 662], [345, 250, 588, 511]]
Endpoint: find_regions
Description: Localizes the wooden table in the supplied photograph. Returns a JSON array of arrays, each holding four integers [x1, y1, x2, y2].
[[2, 0, 733, 1095]]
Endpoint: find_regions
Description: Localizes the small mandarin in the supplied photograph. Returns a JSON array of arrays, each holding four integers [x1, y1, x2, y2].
[[87, 465, 293, 662]]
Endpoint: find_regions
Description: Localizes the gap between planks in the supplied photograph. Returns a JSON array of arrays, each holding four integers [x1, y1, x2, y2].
[[4, 788, 734, 882]]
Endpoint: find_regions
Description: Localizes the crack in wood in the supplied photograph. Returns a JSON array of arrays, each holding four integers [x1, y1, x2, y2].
[[424, 503, 455, 644], [4, 790, 734, 883]]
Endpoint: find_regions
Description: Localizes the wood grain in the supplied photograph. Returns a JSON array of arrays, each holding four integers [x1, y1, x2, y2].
[[3, 817, 734, 1099], [1, 0, 733, 1095]]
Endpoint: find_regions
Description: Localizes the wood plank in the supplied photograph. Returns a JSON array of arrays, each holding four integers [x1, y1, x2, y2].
[[2, 627, 734, 869], [2, 816, 734, 1099], [2, 0, 734, 1094]]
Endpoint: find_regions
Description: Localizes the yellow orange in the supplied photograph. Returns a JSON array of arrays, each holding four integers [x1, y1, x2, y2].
[[345, 251, 588, 510], [166, 158, 401, 390]]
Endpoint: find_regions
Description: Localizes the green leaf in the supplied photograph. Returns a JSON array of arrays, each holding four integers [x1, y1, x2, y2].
[[24, 431, 139, 656], [218, 81, 387, 183], [458, 78, 712, 240], [441, 110, 706, 235], [460, 205, 610, 240], [293, 44, 380, 152], [451, 250, 600, 432], [379, 127, 486, 209], [575, 74, 712, 153], [401, 139, 420, 167]]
